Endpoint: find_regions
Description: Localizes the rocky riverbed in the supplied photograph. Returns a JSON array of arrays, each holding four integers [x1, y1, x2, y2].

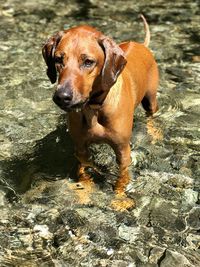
[[0, 0, 199, 266]]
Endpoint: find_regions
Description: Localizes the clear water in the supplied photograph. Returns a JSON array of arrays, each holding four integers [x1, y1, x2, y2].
[[0, 0, 199, 192], [0, 0, 199, 265]]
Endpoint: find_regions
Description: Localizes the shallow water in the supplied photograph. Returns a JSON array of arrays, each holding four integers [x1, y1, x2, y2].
[[0, 0, 199, 266]]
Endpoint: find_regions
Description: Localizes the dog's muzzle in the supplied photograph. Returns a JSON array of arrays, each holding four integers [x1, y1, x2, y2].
[[53, 88, 87, 112]]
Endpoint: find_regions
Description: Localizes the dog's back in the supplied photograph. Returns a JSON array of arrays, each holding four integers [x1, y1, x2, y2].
[[119, 40, 159, 112]]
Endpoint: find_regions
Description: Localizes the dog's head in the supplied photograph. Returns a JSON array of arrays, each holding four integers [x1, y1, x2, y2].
[[42, 25, 127, 111]]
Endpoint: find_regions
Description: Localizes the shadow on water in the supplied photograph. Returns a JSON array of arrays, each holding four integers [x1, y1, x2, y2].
[[0, 120, 78, 197]]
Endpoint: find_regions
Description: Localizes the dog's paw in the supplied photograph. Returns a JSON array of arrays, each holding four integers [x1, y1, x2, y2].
[[111, 194, 135, 211]]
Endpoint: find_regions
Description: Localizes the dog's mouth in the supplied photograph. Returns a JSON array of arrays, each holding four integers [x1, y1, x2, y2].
[[53, 90, 106, 112], [58, 100, 88, 112]]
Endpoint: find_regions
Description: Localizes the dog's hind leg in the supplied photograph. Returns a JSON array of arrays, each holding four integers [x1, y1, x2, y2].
[[141, 63, 159, 115]]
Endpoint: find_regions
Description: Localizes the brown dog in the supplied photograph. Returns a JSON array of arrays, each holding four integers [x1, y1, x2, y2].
[[42, 16, 159, 195]]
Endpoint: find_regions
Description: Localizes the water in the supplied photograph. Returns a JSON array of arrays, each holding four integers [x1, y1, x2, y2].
[[0, 0, 199, 266]]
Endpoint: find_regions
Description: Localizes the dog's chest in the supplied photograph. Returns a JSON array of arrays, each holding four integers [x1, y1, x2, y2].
[[83, 110, 105, 139]]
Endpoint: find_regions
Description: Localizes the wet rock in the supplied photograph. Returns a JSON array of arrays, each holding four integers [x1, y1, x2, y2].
[[53, 226, 71, 248], [26, 205, 48, 223], [186, 207, 200, 230], [58, 209, 87, 228], [148, 246, 166, 265], [160, 249, 194, 267], [33, 224, 53, 240], [182, 189, 198, 209], [150, 200, 186, 232]]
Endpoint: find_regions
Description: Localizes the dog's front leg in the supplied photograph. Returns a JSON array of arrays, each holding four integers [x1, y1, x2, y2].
[[69, 145, 96, 205], [113, 143, 132, 195], [111, 143, 135, 210], [75, 145, 93, 181]]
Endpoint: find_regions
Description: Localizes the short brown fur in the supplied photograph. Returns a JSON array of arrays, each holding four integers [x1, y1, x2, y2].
[[42, 16, 159, 195]]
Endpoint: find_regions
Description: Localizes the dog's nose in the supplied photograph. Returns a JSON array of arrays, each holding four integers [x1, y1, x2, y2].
[[53, 89, 73, 107]]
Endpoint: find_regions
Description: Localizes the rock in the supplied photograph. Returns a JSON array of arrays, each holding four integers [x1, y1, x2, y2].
[[160, 250, 194, 267], [186, 206, 200, 230], [33, 224, 53, 240]]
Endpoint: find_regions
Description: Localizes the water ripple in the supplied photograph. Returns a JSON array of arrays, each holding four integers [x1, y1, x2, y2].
[[156, 94, 184, 120]]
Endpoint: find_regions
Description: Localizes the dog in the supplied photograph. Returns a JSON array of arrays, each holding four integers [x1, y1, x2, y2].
[[42, 15, 159, 196]]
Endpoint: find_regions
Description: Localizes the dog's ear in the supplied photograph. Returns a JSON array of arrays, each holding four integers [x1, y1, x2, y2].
[[42, 31, 64, 84], [98, 36, 127, 91]]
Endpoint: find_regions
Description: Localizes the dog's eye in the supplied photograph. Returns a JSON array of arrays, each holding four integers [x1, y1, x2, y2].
[[83, 59, 95, 68]]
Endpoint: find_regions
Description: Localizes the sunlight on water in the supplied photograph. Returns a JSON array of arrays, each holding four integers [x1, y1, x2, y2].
[[0, 0, 199, 266]]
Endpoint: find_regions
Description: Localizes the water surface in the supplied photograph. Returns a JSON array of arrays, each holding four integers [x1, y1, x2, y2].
[[0, 0, 199, 266]]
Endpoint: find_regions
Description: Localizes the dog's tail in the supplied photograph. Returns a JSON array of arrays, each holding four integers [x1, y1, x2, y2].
[[140, 14, 150, 47]]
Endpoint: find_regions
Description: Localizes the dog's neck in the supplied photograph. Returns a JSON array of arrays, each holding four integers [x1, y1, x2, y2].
[[81, 75, 123, 133]]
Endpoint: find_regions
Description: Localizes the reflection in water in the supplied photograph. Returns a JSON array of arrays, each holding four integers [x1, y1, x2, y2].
[[68, 179, 95, 205], [146, 116, 163, 144]]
